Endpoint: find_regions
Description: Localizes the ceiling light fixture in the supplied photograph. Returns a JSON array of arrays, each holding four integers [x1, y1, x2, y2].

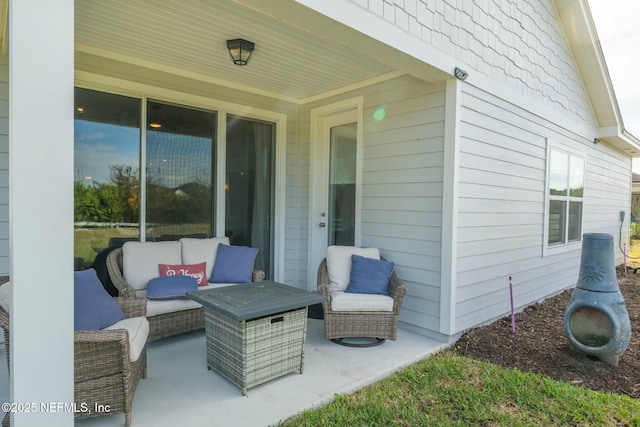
[[226, 38, 255, 66], [149, 123, 162, 129]]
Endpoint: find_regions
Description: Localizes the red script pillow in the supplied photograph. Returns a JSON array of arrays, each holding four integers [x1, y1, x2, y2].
[[159, 262, 207, 287]]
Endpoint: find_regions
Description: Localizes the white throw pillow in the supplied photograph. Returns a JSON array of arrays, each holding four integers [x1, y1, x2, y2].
[[180, 237, 230, 281], [123, 241, 182, 295], [325, 245, 380, 292], [0, 281, 10, 313]]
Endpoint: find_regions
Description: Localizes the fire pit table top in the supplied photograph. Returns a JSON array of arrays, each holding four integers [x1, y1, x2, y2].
[[187, 280, 325, 321]]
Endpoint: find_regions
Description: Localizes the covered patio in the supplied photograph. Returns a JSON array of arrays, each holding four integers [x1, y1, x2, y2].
[[1, 319, 445, 427]]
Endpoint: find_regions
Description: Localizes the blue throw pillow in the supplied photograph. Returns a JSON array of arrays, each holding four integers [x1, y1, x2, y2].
[[209, 244, 258, 283], [345, 255, 394, 296], [74, 268, 126, 330], [147, 275, 198, 300]]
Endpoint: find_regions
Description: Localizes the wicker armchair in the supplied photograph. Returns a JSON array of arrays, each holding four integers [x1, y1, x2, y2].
[[317, 256, 407, 346], [106, 247, 265, 341], [0, 297, 147, 427]]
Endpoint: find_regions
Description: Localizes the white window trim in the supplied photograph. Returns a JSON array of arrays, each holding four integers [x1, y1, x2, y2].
[[542, 139, 585, 257]]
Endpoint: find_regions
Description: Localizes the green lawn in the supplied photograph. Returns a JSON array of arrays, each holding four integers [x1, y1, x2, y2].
[[279, 351, 640, 427], [74, 227, 138, 266]]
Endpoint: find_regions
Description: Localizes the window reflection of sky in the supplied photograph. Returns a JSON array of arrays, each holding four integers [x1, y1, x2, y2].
[[74, 120, 139, 185]]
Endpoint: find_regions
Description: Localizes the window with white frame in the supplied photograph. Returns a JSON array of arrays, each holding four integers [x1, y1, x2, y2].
[[546, 145, 584, 247]]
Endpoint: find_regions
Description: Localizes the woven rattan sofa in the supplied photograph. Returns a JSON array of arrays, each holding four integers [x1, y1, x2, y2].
[[0, 295, 147, 427], [317, 246, 407, 346], [106, 237, 265, 341]]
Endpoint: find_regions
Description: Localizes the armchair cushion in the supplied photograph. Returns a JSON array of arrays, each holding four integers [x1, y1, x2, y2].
[[159, 262, 207, 286], [75, 269, 126, 330], [326, 245, 380, 292], [330, 291, 394, 312], [346, 255, 394, 296], [104, 316, 150, 362], [180, 236, 230, 281], [209, 244, 258, 283], [147, 275, 198, 300]]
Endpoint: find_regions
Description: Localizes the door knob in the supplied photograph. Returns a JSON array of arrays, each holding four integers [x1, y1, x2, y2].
[[319, 222, 326, 227]]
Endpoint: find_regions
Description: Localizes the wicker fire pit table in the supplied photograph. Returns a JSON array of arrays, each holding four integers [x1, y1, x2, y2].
[[187, 280, 325, 395]]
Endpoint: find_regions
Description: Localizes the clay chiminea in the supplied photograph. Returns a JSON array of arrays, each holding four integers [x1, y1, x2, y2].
[[563, 233, 631, 367]]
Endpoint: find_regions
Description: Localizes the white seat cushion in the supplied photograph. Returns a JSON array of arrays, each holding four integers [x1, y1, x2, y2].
[[146, 282, 238, 317], [180, 237, 230, 281], [123, 241, 182, 297], [330, 291, 394, 312], [326, 246, 380, 292], [105, 316, 149, 362]]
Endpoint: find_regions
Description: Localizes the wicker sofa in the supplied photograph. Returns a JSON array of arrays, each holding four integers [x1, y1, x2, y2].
[[317, 246, 407, 346], [0, 293, 147, 427], [106, 237, 265, 341]]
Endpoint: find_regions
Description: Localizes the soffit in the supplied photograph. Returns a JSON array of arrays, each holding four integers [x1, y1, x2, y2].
[[74, 0, 398, 102]]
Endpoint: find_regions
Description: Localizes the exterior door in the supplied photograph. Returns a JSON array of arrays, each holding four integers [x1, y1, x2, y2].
[[308, 100, 362, 289]]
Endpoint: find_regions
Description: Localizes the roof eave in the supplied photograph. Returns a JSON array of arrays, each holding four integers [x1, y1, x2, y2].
[[598, 127, 640, 157], [555, 0, 628, 132]]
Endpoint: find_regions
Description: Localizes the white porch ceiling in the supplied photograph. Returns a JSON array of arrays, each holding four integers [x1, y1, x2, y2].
[[74, 0, 406, 102]]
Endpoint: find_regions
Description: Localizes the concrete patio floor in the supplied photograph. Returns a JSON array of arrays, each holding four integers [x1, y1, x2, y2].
[[1, 319, 446, 427]]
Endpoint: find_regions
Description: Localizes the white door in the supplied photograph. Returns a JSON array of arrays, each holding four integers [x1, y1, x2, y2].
[[308, 99, 362, 289]]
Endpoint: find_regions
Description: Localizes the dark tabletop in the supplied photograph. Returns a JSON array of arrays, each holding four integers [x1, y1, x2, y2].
[[186, 280, 325, 321]]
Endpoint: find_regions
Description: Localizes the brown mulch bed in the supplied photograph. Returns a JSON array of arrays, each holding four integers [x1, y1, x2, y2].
[[453, 266, 640, 399]]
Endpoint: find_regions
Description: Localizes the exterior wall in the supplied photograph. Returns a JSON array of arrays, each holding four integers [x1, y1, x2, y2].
[[348, 0, 595, 129], [300, 75, 447, 338], [361, 77, 446, 336], [0, 57, 7, 276], [454, 83, 631, 333]]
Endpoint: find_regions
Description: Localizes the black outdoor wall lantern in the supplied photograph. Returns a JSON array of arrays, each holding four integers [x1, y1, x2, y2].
[[226, 38, 255, 66]]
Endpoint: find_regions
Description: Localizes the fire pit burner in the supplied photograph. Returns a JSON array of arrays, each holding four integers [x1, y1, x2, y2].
[[563, 233, 631, 367]]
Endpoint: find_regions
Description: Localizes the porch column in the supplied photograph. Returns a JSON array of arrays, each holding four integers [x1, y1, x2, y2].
[[440, 78, 462, 336], [9, 0, 74, 426]]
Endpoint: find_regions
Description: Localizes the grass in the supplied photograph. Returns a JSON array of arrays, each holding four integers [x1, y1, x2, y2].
[[279, 351, 640, 427], [74, 227, 138, 265], [627, 239, 640, 270]]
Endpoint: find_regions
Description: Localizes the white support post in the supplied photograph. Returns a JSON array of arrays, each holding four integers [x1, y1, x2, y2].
[[440, 78, 462, 336], [9, 0, 75, 425]]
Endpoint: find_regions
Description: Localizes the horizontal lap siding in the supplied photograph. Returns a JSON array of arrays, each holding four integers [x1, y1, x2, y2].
[[361, 76, 446, 336], [454, 85, 632, 333]]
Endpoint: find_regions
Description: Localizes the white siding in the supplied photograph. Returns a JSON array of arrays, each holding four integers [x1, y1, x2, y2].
[[362, 77, 446, 336], [0, 58, 7, 276], [348, 0, 595, 129], [454, 83, 631, 333]]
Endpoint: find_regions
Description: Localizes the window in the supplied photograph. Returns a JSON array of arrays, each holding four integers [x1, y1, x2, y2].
[[546, 145, 584, 249], [145, 100, 216, 240], [74, 88, 141, 267], [225, 116, 274, 277], [74, 88, 276, 278]]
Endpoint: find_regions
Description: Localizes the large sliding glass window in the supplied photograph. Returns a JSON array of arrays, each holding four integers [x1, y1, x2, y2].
[[74, 88, 141, 267], [226, 116, 274, 277], [74, 88, 276, 278], [145, 101, 216, 240]]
